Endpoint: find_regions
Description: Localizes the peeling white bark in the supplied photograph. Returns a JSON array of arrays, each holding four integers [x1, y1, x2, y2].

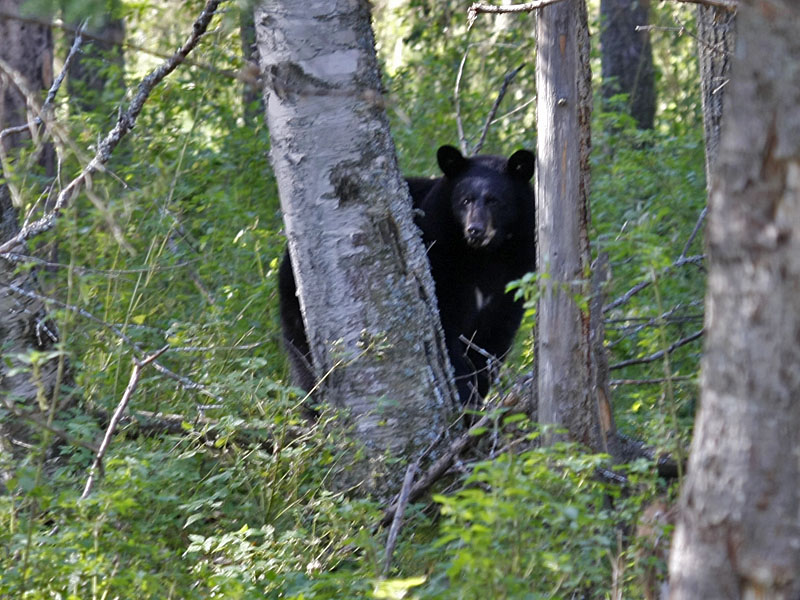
[[256, 1, 458, 492]]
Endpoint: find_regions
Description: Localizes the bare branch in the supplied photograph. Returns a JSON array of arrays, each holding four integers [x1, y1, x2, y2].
[[382, 461, 418, 576], [0, 0, 226, 255], [454, 43, 471, 155], [81, 346, 169, 499], [473, 64, 525, 155], [609, 329, 704, 371], [468, 0, 735, 28]]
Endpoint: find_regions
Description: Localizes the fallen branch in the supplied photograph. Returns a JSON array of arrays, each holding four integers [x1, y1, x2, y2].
[[382, 461, 418, 576], [0, 0, 225, 255], [81, 346, 168, 499]]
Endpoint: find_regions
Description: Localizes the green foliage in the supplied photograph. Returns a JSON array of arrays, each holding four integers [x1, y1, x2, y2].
[[1, 1, 704, 598]]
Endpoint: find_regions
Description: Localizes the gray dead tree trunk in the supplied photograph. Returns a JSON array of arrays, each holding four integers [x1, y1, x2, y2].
[[0, 1, 62, 482], [695, 3, 736, 184], [668, 2, 800, 598], [536, 0, 615, 453], [255, 1, 458, 493]]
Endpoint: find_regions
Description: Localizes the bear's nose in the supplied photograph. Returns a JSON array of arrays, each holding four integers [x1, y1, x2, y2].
[[467, 224, 485, 237]]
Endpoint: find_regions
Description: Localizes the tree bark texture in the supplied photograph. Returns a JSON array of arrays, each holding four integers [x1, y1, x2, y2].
[[536, 0, 601, 449], [668, 2, 800, 598], [255, 1, 458, 491], [695, 4, 736, 185], [0, 0, 60, 476], [600, 0, 655, 129]]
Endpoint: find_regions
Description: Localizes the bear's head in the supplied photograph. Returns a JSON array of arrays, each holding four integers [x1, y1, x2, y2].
[[436, 145, 535, 249]]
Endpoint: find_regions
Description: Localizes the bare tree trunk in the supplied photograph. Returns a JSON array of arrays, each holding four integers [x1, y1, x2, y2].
[[600, 0, 655, 129], [255, 1, 458, 493], [0, 0, 61, 480], [536, 0, 609, 451], [695, 4, 736, 184], [668, 2, 800, 598]]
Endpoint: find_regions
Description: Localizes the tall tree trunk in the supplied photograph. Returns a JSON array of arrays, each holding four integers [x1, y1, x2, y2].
[[600, 0, 655, 129], [695, 4, 736, 185], [668, 2, 800, 598], [255, 1, 458, 493], [536, 0, 611, 451], [0, 0, 61, 481]]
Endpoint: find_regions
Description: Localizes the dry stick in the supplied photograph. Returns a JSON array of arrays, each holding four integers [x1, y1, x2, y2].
[[382, 461, 418, 576], [81, 346, 169, 500], [0, 0, 225, 256], [379, 406, 511, 528], [472, 64, 525, 156], [680, 206, 708, 259], [468, 0, 735, 27], [453, 42, 472, 155], [609, 329, 704, 371]]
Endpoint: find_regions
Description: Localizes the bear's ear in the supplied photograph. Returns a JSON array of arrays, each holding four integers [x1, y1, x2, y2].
[[507, 149, 535, 181], [437, 145, 468, 178]]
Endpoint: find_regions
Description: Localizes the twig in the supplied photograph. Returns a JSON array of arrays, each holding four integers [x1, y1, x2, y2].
[[81, 346, 168, 499], [473, 64, 525, 155], [680, 206, 707, 259], [382, 461, 418, 576], [603, 255, 705, 313], [609, 329, 704, 371], [468, 0, 570, 28], [454, 42, 472, 155], [467, 0, 735, 28], [379, 398, 520, 528], [0, 0, 225, 255], [610, 376, 694, 386]]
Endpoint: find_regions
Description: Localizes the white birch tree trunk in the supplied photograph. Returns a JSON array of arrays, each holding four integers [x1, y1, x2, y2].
[[255, 1, 458, 492], [668, 2, 800, 598]]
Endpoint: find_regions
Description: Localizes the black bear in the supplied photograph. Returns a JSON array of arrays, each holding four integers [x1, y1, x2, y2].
[[278, 145, 536, 405], [410, 145, 536, 403]]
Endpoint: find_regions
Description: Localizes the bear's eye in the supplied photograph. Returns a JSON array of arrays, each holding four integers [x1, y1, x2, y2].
[[486, 195, 498, 205]]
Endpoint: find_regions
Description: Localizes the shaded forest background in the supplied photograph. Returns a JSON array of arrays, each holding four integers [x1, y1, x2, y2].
[[1, 0, 711, 597]]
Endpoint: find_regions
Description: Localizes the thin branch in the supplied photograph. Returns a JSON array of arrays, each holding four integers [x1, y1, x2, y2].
[[468, 0, 570, 27], [610, 376, 695, 386], [609, 329, 704, 371], [81, 346, 168, 499], [680, 206, 708, 259], [382, 461, 417, 576], [0, 0, 225, 255], [603, 255, 705, 313], [473, 64, 525, 155], [468, 0, 735, 28], [454, 43, 471, 155]]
